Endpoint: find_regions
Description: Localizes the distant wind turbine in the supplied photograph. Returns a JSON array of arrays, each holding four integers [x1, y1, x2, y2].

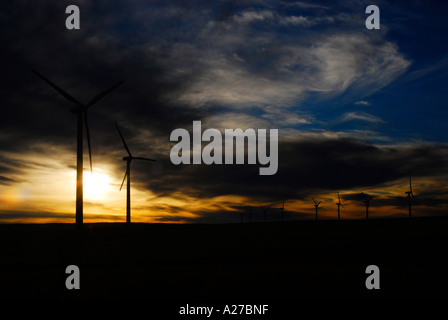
[[115, 121, 156, 224], [361, 193, 374, 220], [280, 200, 285, 222], [405, 175, 414, 218], [32, 68, 123, 226], [312, 198, 321, 221], [336, 191, 344, 220], [262, 206, 271, 223]]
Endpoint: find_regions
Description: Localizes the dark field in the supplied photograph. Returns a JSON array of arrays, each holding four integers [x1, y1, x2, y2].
[[1, 217, 448, 301]]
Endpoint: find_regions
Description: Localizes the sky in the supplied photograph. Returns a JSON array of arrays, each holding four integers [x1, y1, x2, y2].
[[1, 0, 448, 223]]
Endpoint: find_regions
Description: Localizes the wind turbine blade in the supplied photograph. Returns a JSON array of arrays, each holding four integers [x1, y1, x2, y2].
[[31, 68, 83, 107], [86, 81, 124, 108], [133, 156, 156, 162], [119, 170, 128, 191], [317, 201, 321, 206], [338, 191, 341, 202], [409, 175, 413, 193], [84, 111, 93, 173], [312, 198, 317, 205], [114, 121, 132, 157]]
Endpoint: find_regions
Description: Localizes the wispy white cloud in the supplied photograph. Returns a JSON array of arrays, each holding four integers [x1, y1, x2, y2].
[[355, 101, 371, 106], [261, 106, 311, 126], [280, 15, 315, 26], [280, 128, 393, 143], [169, 31, 410, 109], [279, 13, 352, 27], [125, 3, 411, 112], [404, 55, 448, 82], [340, 112, 385, 124], [233, 10, 275, 24], [203, 112, 270, 131], [281, 1, 330, 10]]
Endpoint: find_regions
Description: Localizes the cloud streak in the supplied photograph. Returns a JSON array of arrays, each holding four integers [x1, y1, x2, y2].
[[170, 30, 410, 109], [340, 112, 385, 124]]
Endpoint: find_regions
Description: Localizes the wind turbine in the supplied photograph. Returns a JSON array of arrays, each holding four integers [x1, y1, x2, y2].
[[32, 68, 123, 226], [361, 193, 374, 220], [280, 200, 285, 222], [262, 206, 271, 223], [312, 198, 321, 221], [115, 121, 156, 224], [405, 175, 414, 218], [336, 191, 344, 220]]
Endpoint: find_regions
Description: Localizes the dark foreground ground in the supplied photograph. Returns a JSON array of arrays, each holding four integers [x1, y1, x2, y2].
[[1, 217, 448, 303]]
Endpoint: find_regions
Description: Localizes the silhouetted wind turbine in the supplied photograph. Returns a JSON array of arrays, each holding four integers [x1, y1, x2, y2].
[[336, 191, 344, 220], [115, 121, 156, 224], [32, 68, 123, 226], [405, 175, 414, 218], [361, 193, 374, 220], [312, 198, 321, 221], [280, 200, 285, 222]]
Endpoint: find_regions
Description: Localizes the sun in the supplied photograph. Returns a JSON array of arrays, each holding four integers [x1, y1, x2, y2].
[[84, 171, 112, 201]]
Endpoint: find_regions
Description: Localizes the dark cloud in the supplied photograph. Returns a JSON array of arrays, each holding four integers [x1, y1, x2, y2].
[[1, 1, 206, 144], [138, 138, 448, 202], [0, 210, 72, 221], [0, 209, 124, 222], [0, 176, 15, 185]]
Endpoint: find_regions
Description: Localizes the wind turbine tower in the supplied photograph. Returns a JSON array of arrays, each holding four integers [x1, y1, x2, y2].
[[361, 193, 374, 220], [312, 198, 321, 221], [32, 68, 123, 226], [336, 191, 344, 220], [405, 175, 414, 218], [115, 121, 156, 224], [280, 200, 285, 222]]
